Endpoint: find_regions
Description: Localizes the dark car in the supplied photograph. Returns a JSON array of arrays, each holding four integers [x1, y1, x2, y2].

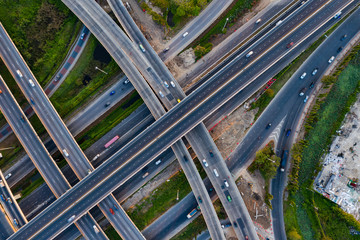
[[309, 82, 314, 89], [198, 196, 202, 203], [266, 123, 272, 129], [20, 116, 26, 122], [113, 204, 118, 211], [340, 34, 347, 41], [109, 208, 114, 215], [110, 91, 115, 96], [286, 129, 291, 137], [337, 46, 343, 53], [105, 102, 110, 107], [209, 150, 214, 157], [183, 155, 188, 162], [30, 98, 35, 105], [233, 222, 238, 227]]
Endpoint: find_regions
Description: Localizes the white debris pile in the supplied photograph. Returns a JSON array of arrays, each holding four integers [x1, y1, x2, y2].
[[314, 96, 360, 221]]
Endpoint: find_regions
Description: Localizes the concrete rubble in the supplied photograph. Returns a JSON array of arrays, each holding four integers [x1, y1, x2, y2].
[[314, 96, 360, 221]]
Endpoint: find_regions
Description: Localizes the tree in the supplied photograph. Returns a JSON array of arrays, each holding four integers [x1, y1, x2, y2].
[[288, 229, 302, 240], [176, 6, 185, 17]]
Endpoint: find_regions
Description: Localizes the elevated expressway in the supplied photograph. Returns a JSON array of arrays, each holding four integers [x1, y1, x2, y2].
[[7, 0, 357, 239]]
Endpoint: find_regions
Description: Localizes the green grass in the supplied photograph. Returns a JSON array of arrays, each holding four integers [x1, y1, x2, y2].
[[172, 215, 206, 240], [104, 226, 122, 240], [50, 36, 120, 118], [78, 91, 143, 150], [15, 172, 45, 201], [284, 45, 360, 239], [127, 170, 192, 230]]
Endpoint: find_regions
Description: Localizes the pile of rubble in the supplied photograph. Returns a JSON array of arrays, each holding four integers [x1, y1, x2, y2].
[[314, 96, 360, 220]]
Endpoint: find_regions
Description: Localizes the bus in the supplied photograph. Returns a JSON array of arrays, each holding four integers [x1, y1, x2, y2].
[[105, 135, 119, 148], [187, 208, 198, 219], [280, 150, 289, 172]]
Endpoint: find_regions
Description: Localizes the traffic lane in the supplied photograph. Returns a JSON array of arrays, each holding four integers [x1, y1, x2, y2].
[[0, 209, 13, 240], [9, 0, 354, 237]]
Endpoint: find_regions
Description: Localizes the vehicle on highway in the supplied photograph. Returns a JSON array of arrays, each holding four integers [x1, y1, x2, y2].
[[124, 78, 130, 84], [304, 95, 309, 103], [0, 89, 2, 94], [104, 135, 119, 148], [177, 98, 181, 103], [266, 123, 271, 129], [16, 70, 23, 78], [300, 72, 307, 79], [55, 74, 61, 81], [280, 150, 289, 172], [309, 82, 314, 89], [30, 98, 35, 104], [328, 56, 335, 63], [142, 172, 149, 178], [110, 91, 115, 96], [198, 196, 202, 204], [246, 51, 253, 58], [0, 180, 3, 187], [163, 47, 169, 53], [87, 169, 92, 175], [227, 195, 232, 202], [233, 221, 238, 227], [0, 194, 5, 201], [187, 208, 198, 219], [182, 32, 188, 38], [286, 129, 291, 137], [213, 169, 219, 177], [13, 219, 18, 226], [255, 18, 261, 24], [139, 44, 146, 53], [159, 91, 164, 98], [183, 155, 188, 162], [5, 173, 11, 180], [333, 11, 342, 19], [105, 102, 111, 107], [337, 46, 343, 53], [224, 180, 229, 187], [20, 116, 26, 122], [276, 20, 283, 26], [202, 159, 208, 167], [245, 236, 249, 240], [170, 81, 176, 87], [155, 159, 162, 165], [164, 81, 169, 88], [209, 150, 214, 157], [299, 88, 306, 96], [109, 208, 115, 215], [93, 225, 99, 233], [80, 33, 85, 40], [286, 42, 294, 48], [341, 34, 347, 41], [28, 79, 35, 87], [62, 149, 69, 157], [113, 204, 118, 211], [311, 68, 318, 75], [67, 215, 76, 222]]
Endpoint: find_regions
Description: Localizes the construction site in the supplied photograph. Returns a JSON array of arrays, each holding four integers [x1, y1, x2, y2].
[[314, 96, 360, 221]]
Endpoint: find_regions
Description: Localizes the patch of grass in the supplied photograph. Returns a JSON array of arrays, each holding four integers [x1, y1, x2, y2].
[[0, 0, 80, 86], [50, 36, 120, 118], [78, 91, 143, 150], [104, 226, 122, 240], [283, 201, 302, 240], [17, 173, 44, 201], [127, 170, 192, 230], [171, 215, 206, 240]]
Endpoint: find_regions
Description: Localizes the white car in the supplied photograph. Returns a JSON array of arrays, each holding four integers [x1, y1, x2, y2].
[[155, 159, 162, 165], [5, 173, 11, 180], [213, 169, 219, 177], [16, 70, 23, 78], [224, 180, 229, 187], [304, 95, 309, 103], [63, 149, 69, 157], [255, 18, 261, 24], [300, 72, 307, 79], [246, 51, 253, 58], [93, 225, 99, 233], [328, 56, 335, 64], [170, 81, 176, 87], [28, 79, 35, 87], [159, 91, 164, 98], [202, 159, 208, 167], [182, 32, 188, 38], [164, 81, 169, 88], [80, 33, 85, 40], [139, 44, 146, 53]]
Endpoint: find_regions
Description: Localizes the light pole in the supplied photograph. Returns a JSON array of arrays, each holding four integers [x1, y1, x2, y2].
[[95, 66, 108, 74], [222, 18, 229, 32]]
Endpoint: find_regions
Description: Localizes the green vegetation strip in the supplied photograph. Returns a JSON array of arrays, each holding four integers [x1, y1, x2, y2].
[[284, 44, 360, 240], [104, 227, 122, 240], [78, 91, 143, 150]]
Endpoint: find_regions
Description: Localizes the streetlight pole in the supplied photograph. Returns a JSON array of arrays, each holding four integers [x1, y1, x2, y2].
[[95, 66, 108, 74], [222, 18, 229, 32]]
